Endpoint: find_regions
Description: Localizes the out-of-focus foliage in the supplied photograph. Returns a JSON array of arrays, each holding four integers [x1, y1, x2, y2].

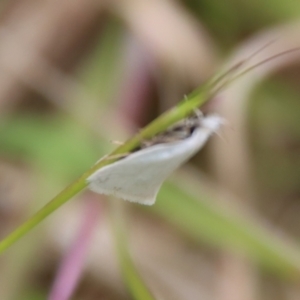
[[1, 0, 300, 300], [185, 0, 300, 45], [0, 115, 101, 180]]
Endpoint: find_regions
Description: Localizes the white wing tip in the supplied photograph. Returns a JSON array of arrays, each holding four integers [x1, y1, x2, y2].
[[201, 114, 226, 132]]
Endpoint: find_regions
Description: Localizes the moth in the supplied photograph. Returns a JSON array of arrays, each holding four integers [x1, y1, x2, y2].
[[85, 42, 300, 206], [87, 110, 224, 205]]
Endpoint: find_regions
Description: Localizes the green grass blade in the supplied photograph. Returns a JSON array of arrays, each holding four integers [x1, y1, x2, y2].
[[112, 202, 156, 300], [151, 175, 300, 278]]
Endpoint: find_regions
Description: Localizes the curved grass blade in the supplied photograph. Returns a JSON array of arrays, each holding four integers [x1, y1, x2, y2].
[[151, 174, 300, 279], [112, 201, 156, 300]]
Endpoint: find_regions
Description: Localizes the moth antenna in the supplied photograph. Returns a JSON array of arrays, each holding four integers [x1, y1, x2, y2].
[[213, 118, 230, 144], [214, 130, 228, 144]]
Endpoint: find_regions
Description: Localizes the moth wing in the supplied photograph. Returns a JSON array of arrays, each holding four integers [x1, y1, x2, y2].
[[87, 115, 223, 205]]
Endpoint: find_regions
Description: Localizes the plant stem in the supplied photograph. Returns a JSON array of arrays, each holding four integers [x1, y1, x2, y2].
[[0, 175, 87, 253], [0, 86, 211, 254], [112, 201, 156, 300], [1, 44, 296, 254]]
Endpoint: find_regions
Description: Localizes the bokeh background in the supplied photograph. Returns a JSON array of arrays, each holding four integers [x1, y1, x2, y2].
[[1, 0, 300, 299]]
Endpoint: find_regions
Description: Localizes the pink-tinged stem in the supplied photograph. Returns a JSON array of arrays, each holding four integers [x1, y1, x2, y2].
[[48, 195, 101, 300]]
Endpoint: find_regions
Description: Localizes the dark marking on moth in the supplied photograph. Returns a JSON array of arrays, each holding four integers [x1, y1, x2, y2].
[[139, 109, 203, 149]]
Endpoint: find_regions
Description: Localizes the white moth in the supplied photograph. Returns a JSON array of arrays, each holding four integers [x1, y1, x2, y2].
[[87, 111, 223, 205]]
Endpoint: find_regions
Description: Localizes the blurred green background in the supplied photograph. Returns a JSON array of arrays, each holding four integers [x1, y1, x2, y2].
[[1, 0, 300, 299]]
